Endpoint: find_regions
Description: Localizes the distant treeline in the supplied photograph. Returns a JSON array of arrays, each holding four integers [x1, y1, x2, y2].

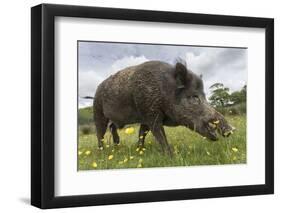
[[208, 83, 246, 115], [79, 106, 93, 125]]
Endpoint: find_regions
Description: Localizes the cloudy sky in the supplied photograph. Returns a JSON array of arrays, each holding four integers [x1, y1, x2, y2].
[[78, 41, 247, 108]]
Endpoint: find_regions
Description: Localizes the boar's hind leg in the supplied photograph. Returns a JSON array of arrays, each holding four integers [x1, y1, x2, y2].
[[138, 124, 149, 148], [95, 115, 108, 150], [109, 123, 120, 145]]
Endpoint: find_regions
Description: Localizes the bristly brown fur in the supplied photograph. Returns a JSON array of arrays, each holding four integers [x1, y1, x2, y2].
[[93, 60, 233, 155]]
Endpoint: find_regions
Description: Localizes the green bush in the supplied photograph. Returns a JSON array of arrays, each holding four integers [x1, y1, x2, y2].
[[80, 125, 94, 135], [79, 107, 94, 125], [215, 102, 246, 116]]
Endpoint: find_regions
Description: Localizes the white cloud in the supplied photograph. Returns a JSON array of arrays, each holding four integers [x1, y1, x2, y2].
[[184, 49, 247, 97], [111, 55, 148, 71], [79, 55, 149, 108], [79, 71, 104, 97], [79, 97, 93, 108], [78, 42, 247, 108]]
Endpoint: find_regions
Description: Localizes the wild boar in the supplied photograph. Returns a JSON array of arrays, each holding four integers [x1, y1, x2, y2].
[[93, 61, 234, 155]]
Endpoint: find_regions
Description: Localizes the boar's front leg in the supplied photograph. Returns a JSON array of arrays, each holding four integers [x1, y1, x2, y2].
[[138, 124, 149, 148], [149, 120, 172, 156], [151, 125, 172, 156]]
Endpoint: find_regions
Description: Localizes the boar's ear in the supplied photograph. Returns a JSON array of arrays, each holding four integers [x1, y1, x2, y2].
[[175, 62, 192, 89]]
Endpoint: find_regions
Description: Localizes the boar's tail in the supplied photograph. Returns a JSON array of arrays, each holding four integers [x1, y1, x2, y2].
[[82, 96, 95, 99]]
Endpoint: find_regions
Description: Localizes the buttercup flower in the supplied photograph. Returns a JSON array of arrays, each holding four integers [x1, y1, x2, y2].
[[85, 150, 91, 155], [108, 155, 114, 160], [232, 147, 238, 152], [92, 162, 97, 168], [125, 127, 135, 134]]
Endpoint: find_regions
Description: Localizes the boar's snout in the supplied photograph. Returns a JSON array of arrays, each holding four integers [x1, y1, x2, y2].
[[205, 116, 235, 141], [220, 123, 236, 137], [196, 115, 235, 141]]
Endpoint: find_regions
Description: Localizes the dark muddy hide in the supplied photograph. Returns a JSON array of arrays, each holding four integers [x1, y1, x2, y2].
[[93, 61, 234, 155]]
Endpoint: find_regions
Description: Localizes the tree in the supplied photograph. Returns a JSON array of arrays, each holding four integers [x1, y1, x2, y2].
[[209, 83, 231, 107], [229, 85, 247, 105]]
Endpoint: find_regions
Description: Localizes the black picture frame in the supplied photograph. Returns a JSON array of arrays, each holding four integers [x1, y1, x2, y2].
[[31, 3, 274, 209]]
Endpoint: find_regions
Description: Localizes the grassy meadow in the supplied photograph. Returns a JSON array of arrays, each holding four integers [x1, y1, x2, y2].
[[78, 115, 246, 170]]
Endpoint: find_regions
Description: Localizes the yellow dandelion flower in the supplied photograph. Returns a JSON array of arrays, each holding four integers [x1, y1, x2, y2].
[[108, 155, 114, 160], [232, 147, 238, 152], [92, 162, 97, 168], [85, 150, 91, 155], [136, 147, 140, 152], [139, 150, 144, 155], [129, 156, 134, 160], [78, 151, 83, 156], [125, 127, 135, 134], [142, 148, 146, 151], [137, 163, 142, 168], [123, 158, 128, 163]]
